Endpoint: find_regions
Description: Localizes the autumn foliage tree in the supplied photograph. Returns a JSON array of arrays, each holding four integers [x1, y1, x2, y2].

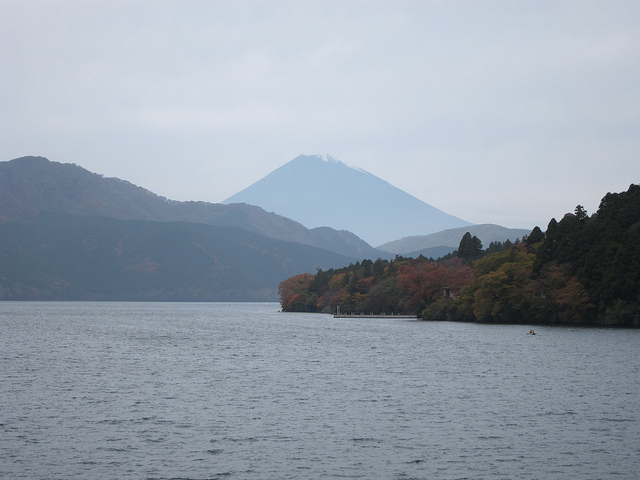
[[279, 184, 640, 326], [279, 256, 474, 316], [278, 273, 315, 312]]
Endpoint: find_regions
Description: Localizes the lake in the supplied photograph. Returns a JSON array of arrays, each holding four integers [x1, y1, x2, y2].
[[1, 302, 638, 479]]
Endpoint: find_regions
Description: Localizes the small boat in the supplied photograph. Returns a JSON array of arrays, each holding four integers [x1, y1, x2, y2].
[[527, 329, 536, 335]]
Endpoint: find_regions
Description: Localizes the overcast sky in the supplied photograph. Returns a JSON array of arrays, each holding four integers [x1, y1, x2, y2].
[[2, 0, 639, 230]]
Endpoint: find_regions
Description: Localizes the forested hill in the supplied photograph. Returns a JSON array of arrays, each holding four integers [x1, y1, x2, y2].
[[0, 156, 383, 259], [280, 184, 640, 327], [0, 213, 356, 301]]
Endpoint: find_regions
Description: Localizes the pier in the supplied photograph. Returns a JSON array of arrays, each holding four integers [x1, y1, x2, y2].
[[333, 306, 417, 319], [333, 313, 418, 319]]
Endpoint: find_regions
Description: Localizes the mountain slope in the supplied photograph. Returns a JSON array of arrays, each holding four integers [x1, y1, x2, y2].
[[378, 224, 532, 255], [0, 156, 383, 259], [0, 213, 357, 301], [222, 154, 472, 246]]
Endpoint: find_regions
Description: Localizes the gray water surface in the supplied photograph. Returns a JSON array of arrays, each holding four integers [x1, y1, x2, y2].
[[1, 302, 638, 479]]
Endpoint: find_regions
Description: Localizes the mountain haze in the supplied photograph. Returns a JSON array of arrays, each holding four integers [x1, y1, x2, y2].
[[0, 213, 356, 301], [0, 156, 398, 300], [0, 156, 383, 259], [378, 224, 533, 256], [223, 154, 472, 246]]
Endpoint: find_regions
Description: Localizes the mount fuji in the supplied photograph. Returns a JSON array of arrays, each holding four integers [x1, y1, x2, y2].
[[223, 154, 472, 246]]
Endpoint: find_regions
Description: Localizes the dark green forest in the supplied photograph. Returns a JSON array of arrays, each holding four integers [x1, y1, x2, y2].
[[280, 184, 640, 327]]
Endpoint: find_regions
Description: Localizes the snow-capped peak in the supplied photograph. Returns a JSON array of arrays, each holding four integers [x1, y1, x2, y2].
[[317, 153, 344, 165], [223, 153, 471, 245], [314, 154, 369, 174]]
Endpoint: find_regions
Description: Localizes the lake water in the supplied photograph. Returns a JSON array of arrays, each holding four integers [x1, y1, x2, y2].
[[1, 302, 638, 479]]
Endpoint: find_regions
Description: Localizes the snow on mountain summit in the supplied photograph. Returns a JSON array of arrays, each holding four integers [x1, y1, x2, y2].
[[318, 154, 337, 163], [316, 154, 369, 175], [222, 154, 471, 246]]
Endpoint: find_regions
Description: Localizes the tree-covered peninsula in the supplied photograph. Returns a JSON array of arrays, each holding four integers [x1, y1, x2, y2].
[[279, 184, 640, 327]]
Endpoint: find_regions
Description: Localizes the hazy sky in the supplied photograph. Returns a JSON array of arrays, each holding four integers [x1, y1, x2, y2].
[[2, 1, 639, 230]]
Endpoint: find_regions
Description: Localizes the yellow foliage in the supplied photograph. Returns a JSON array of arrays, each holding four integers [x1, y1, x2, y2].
[[328, 273, 347, 289]]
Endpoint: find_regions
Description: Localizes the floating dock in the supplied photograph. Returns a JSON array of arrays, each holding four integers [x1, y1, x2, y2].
[[333, 314, 418, 319]]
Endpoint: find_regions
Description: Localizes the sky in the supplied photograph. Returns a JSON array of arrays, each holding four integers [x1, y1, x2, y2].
[[2, 0, 639, 231]]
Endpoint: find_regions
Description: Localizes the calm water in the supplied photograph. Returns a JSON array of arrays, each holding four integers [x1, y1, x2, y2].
[[1, 302, 638, 479]]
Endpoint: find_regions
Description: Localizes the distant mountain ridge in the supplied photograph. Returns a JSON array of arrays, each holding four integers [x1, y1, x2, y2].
[[0, 212, 356, 301], [378, 224, 532, 256], [223, 154, 472, 246], [0, 156, 383, 259], [0, 156, 371, 300], [0, 155, 531, 301]]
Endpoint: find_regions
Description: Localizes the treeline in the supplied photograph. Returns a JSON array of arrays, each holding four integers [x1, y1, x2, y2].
[[279, 184, 640, 327]]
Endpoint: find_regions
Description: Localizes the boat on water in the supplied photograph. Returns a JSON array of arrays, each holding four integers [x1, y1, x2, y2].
[[528, 329, 536, 335]]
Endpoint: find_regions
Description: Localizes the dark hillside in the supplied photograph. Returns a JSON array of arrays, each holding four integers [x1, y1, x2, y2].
[[537, 185, 640, 322], [0, 213, 356, 301], [0, 156, 382, 259]]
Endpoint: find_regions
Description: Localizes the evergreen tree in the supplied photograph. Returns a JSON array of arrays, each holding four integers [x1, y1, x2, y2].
[[458, 232, 483, 263], [526, 226, 545, 252], [373, 258, 386, 278]]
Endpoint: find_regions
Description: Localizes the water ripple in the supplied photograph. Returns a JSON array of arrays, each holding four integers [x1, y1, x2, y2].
[[1, 302, 639, 479]]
